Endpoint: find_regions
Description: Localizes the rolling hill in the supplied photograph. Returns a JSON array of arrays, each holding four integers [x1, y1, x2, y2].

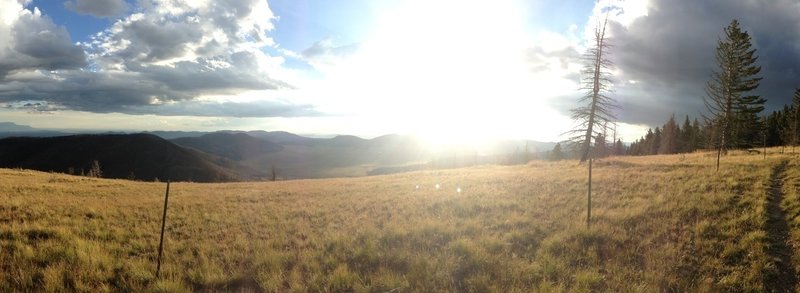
[[169, 131, 556, 179], [171, 132, 431, 179], [171, 132, 283, 161], [0, 134, 263, 182]]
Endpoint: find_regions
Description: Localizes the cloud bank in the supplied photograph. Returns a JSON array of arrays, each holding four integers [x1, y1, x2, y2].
[[0, 0, 310, 117], [596, 0, 800, 126]]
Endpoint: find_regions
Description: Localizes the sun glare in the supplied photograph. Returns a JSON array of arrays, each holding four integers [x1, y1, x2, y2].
[[314, 0, 575, 148]]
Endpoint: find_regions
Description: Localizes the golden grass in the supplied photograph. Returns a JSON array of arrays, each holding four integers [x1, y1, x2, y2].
[[0, 150, 793, 291]]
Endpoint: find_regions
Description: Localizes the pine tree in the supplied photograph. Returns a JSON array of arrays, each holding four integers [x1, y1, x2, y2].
[[765, 110, 783, 147], [550, 143, 564, 161], [660, 115, 679, 154], [627, 139, 639, 156], [651, 127, 662, 155], [704, 19, 763, 170], [595, 133, 608, 158], [680, 116, 693, 152], [641, 128, 654, 155], [780, 105, 792, 152], [790, 89, 800, 152], [613, 139, 625, 156], [611, 123, 618, 151], [692, 119, 703, 149]]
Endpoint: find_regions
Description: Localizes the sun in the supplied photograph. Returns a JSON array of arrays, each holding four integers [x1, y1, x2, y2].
[[314, 0, 575, 147]]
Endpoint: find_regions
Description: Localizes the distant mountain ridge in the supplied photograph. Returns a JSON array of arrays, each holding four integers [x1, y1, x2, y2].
[[0, 122, 35, 132], [170, 132, 428, 179], [0, 134, 263, 182], [0, 122, 557, 180], [170, 131, 555, 179]]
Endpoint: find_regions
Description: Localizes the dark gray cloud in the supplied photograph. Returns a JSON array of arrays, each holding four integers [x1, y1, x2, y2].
[[5, 100, 64, 114], [0, 66, 302, 116], [122, 100, 319, 117], [132, 52, 291, 92], [65, 0, 128, 18], [106, 17, 204, 63], [605, 0, 800, 126]]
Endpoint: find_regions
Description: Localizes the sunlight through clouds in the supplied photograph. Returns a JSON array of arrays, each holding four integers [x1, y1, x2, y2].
[[300, 0, 578, 144], [7, 0, 789, 144]]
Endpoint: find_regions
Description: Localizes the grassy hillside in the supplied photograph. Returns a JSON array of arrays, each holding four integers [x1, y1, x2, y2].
[[0, 150, 796, 291]]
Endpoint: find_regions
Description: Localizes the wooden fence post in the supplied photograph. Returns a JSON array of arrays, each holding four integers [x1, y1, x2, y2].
[[156, 180, 170, 278]]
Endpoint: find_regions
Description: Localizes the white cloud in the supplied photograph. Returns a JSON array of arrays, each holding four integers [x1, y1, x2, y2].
[[300, 38, 360, 73], [88, 0, 276, 65], [0, 0, 86, 77]]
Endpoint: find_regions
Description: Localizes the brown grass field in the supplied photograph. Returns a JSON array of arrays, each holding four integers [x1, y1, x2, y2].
[[1, 150, 799, 292]]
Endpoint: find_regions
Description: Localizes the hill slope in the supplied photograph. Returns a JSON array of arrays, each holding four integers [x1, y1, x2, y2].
[[171, 132, 283, 161], [172, 132, 431, 179], [0, 134, 262, 182], [0, 150, 794, 291]]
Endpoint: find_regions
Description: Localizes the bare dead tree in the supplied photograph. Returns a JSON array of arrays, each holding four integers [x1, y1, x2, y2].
[[566, 15, 616, 228], [87, 160, 103, 178]]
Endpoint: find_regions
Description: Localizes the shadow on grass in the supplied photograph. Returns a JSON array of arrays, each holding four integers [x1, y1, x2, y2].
[[764, 161, 796, 292]]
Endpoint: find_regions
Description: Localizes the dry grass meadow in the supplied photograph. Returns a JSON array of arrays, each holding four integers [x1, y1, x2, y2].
[[1, 150, 799, 292]]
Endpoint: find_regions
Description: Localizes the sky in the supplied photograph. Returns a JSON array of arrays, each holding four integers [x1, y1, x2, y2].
[[0, 0, 799, 144]]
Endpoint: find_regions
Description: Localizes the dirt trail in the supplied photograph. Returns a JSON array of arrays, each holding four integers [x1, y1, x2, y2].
[[764, 161, 796, 293]]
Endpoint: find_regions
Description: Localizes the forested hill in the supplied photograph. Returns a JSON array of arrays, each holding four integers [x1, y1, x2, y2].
[[0, 134, 262, 182]]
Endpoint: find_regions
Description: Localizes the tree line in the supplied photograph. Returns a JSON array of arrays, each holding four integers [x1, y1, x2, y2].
[[553, 19, 800, 163], [625, 93, 800, 157], [552, 92, 800, 161]]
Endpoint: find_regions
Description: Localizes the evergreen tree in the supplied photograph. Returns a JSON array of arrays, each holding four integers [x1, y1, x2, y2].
[[651, 127, 662, 155], [641, 128, 654, 155], [780, 105, 792, 151], [790, 89, 800, 152], [627, 139, 639, 156], [613, 139, 625, 156], [660, 115, 679, 154], [550, 143, 564, 161], [703, 19, 763, 170], [730, 20, 764, 148], [595, 133, 608, 158], [692, 118, 704, 151], [765, 109, 783, 147], [680, 116, 693, 152]]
